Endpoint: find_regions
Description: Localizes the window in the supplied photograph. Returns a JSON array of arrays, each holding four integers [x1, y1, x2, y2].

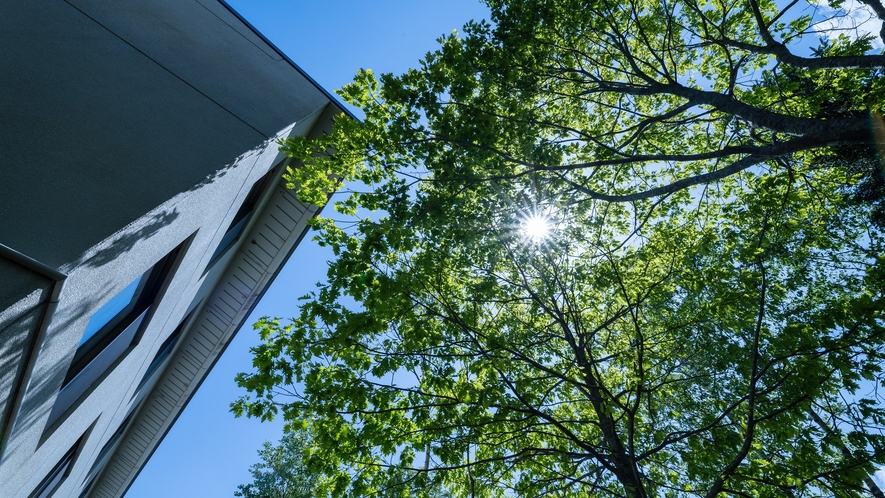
[[204, 165, 280, 271], [64, 245, 183, 386], [134, 309, 193, 393], [77, 478, 95, 498], [83, 413, 133, 483], [44, 241, 187, 432], [78, 275, 142, 347], [30, 432, 86, 498]]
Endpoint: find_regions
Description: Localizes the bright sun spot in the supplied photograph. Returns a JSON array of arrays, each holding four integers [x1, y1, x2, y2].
[[521, 213, 552, 243]]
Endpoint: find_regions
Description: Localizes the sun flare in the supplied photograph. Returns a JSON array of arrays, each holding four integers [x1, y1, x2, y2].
[[520, 213, 552, 243]]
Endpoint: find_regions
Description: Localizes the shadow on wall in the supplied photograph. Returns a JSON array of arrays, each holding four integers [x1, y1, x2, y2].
[[0, 358, 68, 461], [183, 163, 232, 195], [72, 209, 181, 270], [0, 303, 46, 454], [3, 206, 183, 444], [69, 135, 280, 271], [182, 135, 276, 196], [0, 283, 116, 457]]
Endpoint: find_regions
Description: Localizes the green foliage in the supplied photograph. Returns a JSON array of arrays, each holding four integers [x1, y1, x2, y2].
[[234, 432, 316, 498], [234, 0, 885, 496], [281, 0, 885, 209]]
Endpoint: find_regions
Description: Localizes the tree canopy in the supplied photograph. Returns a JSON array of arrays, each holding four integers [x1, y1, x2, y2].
[[232, 0, 885, 496], [235, 432, 316, 498], [283, 0, 885, 210]]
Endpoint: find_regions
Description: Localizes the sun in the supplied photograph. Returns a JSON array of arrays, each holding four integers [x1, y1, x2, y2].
[[520, 212, 552, 243]]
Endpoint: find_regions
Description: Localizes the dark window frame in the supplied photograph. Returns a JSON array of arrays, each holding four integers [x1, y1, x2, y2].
[[83, 413, 133, 484], [134, 309, 194, 394], [203, 164, 281, 272], [64, 246, 183, 386], [77, 477, 95, 498], [30, 427, 90, 498], [41, 237, 192, 439]]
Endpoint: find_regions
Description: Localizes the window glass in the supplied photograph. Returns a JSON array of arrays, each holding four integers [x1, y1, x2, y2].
[[39, 237, 189, 437], [30, 435, 83, 498], [64, 244, 182, 388], [205, 216, 248, 264], [204, 165, 280, 271], [134, 310, 192, 393], [85, 413, 133, 480], [79, 275, 143, 346]]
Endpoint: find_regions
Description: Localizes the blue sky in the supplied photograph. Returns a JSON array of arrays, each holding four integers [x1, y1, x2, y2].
[[125, 2, 489, 496]]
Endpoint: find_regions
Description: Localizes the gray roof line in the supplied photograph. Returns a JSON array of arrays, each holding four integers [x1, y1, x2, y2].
[[217, 0, 358, 121]]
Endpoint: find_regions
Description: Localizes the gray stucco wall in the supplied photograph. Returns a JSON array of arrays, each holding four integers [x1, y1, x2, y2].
[[0, 292, 48, 454], [0, 255, 55, 450], [0, 258, 51, 313], [0, 0, 330, 268], [0, 124, 312, 497], [0, 1, 342, 496]]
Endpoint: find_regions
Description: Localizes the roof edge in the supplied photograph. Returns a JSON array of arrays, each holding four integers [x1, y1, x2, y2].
[[216, 0, 358, 121]]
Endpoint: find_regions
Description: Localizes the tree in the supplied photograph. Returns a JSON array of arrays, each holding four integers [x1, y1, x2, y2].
[[232, 0, 885, 496], [234, 174, 885, 496], [283, 0, 884, 210], [235, 432, 316, 498]]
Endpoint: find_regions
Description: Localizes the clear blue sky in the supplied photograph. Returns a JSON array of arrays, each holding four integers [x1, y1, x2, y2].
[[125, 1, 489, 496]]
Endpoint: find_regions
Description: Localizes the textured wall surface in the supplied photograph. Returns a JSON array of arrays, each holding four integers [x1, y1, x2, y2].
[[0, 258, 51, 313], [0, 0, 329, 268], [0, 1, 339, 496], [0, 291, 48, 452]]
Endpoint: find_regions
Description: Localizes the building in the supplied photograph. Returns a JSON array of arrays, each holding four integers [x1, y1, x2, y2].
[[0, 1, 345, 496]]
